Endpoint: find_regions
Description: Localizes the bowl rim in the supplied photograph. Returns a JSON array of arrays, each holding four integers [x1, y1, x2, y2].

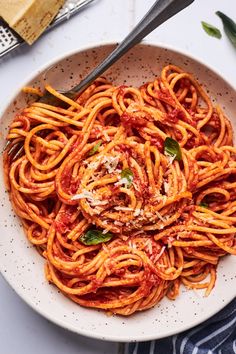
[[1, 40, 236, 342], [0, 40, 235, 118]]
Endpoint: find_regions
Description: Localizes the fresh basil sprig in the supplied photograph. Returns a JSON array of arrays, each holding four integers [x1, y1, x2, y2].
[[80, 229, 113, 245], [88, 141, 102, 156], [216, 11, 236, 48], [201, 21, 222, 39], [121, 168, 133, 188], [164, 137, 182, 162]]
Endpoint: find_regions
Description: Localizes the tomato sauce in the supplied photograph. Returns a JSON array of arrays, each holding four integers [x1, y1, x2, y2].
[[54, 205, 77, 234], [150, 137, 164, 151], [155, 88, 175, 106], [121, 112, 147, 129]]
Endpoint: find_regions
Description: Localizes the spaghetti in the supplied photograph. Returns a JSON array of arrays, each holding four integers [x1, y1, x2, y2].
[[3, 64, 236, 316]]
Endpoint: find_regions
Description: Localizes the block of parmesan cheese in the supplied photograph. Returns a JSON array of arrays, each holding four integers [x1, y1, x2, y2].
[[0, 0, 65, 44]]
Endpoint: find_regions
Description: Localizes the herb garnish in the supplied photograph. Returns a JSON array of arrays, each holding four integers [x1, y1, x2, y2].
[[199, 202, 208, 208], [164, 137, 182, 162], [201, 21, 222, 39], [80, 229, 113, 245], [88, 141, 102, 156], [121, 168, 133, 188], [216, 11, 236, 48]]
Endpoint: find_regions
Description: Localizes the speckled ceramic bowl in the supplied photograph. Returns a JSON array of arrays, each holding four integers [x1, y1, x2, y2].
[[0, 43, 236, 342]]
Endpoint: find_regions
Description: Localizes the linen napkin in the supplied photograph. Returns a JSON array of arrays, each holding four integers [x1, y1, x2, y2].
[[125, 298, 236, 354]]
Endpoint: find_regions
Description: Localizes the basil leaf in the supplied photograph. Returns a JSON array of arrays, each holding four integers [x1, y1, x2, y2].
[[88, 141, 102, 156], [80, 229, 113, 245], [164, 137, 182, 161], [201, 21, 222, 39], [121, 168, 133, 188], [199, 202, 208, 208], [216, 11, 236, 48]]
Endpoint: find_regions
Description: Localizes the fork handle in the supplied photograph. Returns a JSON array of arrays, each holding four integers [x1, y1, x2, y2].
[[70, 0, 194, 95]]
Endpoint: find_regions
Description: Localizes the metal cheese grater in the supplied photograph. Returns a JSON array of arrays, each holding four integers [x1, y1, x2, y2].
[[0, 0, 96, 59]]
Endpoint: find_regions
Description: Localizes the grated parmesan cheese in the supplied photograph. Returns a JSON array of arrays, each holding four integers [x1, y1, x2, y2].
[[102, 228, 110, 234], [145, 239, 153, 254], [156, 211, 165, 222], [165, 151, 176, 165], [167, 236, 174, 248], [153, 246, 166, 263], [114, 177, 130, 188], [164, 181, 170, 194], [87, 155, 103, 170], [126, 102, 140, 113], [103, 130, 111, 142], [114, 220, 123, 226], [90, 200, 108, 206], [133, 208, 141, 217], [93, 207, 103, 214], [71, 190, 95, 201], [128, 240, 137, 249], [103, 258, 112, 275], [102, 155, 120, 174], [71, 189, 107, 207], [114, 206, 133, 212]]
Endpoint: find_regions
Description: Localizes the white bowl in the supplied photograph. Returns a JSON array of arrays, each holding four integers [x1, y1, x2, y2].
[[0, 43, 236, 342]]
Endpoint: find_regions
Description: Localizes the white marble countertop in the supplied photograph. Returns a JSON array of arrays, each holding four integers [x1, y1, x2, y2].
[[0, 0, 235, 353]]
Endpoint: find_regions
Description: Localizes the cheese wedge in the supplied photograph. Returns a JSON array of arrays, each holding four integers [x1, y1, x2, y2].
[[0, 0, 65, 44]]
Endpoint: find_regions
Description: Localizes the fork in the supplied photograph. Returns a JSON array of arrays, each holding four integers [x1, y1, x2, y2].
[[39, 0, 195, 106]]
